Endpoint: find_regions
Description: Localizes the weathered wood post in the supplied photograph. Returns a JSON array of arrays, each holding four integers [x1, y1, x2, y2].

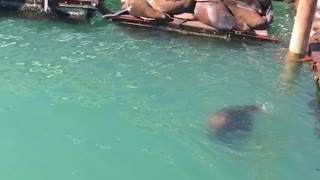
[[281, 0, 318, 83], [44, 0, 48, 12], [289, 0, 317, 55]]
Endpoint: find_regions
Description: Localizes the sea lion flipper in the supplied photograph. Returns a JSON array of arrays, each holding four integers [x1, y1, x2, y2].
[[264, 4, 273, 24]]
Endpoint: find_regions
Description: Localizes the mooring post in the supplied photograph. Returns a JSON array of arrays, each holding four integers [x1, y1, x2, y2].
[[44, 0, 48, 12], [281, 0, 318, 84], [289, 0, 317, 55]]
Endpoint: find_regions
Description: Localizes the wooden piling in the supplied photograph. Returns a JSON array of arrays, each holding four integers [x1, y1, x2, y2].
[[44, 0, 48, 12], [289, 0, 317, 56], [282, 0, 318, 84]]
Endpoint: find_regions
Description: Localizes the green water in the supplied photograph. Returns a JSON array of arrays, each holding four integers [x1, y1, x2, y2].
[[1, 1, 320, 180]]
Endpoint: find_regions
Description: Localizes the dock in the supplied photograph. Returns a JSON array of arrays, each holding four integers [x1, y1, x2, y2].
[[105, 14, 279, 43], [0, 0, 100, 21]]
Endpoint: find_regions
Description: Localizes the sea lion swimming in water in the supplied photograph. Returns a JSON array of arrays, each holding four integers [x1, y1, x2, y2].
[[207, 105, 263, 144], [194, 0, 250, 31]]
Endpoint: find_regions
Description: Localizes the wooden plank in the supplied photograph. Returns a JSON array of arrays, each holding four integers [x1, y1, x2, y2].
[[254, 30, 268, 36], [58, 3, 97, 9]]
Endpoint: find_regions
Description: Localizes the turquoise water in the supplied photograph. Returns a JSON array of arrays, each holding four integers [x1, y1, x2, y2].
[[1, 1, 320, 180]]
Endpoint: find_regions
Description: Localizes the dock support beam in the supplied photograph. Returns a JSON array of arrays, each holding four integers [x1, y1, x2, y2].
[[282, 0, 318, 84]]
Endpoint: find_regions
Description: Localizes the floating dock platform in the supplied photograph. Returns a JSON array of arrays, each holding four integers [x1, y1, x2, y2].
[[105, 14, 279, 43], [0, 0, 99, 21]]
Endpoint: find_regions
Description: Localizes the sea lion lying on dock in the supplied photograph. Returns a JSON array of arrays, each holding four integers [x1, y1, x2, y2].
[[237, 0, 263, 14], [223, 0, 270, 29], [118, 0, 172, 21], [207, 105, 263, 144], [108, 0, 273, 31], [148, 0, 196, 16], [194, 0, 250, 31]]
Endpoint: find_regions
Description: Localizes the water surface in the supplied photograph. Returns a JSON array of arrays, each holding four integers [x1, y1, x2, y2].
[[0, 2, 319, 180]]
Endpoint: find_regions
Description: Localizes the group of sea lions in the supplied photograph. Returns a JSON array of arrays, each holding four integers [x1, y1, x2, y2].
[[116, 0, 273, 31]]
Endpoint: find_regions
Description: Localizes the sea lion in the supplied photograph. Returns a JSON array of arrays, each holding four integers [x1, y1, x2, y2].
[[148, 0, 196, 16], [256, 0, 272, 10], [257, 0, 273, 24], [242, 0, 273, 21], [194, 0, 250, 31], [207, 105, 263, 144], [118, 0, 172, 21], [310, 17, 320, 41], [223, 0, 269, 30], [236, 0, 263, 14]]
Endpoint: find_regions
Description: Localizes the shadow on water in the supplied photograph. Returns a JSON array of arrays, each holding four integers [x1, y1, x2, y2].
[[280, 62, 303, 92], [308, 83, 320, 139]]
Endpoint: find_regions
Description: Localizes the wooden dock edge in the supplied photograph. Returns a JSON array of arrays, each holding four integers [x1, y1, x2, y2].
[[105, 15, 279, 43]]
